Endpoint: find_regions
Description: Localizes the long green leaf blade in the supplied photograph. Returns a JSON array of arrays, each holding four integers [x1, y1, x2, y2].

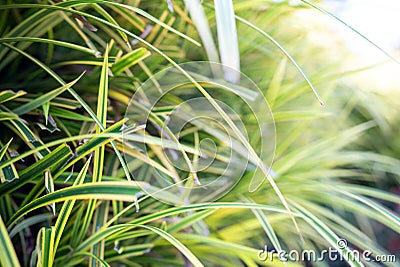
[[0, 144, 73, 198], [0, 90, 26, 103], [0, 138, 12, 164], [290, 200, 363, 267], [214, 0, 240, 83], [53, 157, 91, 258], [8, 181, 143, 227], [110, 47, 151, 75], [300, 0, 399, 64], [184, 0, 220, 64], [0, 37, 96, 55], [13, 72, 85, 116], [235, 15, 325, 106], [88, 44, 110, 266], [0, 214, 21, 267], [135, 224, 204, 267], [40, 227, 55, 267]]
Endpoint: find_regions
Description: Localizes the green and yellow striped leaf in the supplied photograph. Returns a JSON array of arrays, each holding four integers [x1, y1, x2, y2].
[[8, 181, 143, 226], [0, 214, 21, 267], [111, 48, 151, 75]]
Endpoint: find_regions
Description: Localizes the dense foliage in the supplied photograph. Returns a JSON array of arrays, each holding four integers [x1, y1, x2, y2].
[[0, 1, 399, 266]]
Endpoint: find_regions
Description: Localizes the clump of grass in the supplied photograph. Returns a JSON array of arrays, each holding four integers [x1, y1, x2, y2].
[[0, 1, 399, 267]]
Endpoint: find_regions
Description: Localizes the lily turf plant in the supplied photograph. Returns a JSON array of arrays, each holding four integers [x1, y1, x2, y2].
[[0, 1, 399, 266]]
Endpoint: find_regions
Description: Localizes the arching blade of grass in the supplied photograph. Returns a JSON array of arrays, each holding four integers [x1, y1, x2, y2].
[[243, 197, 283, 254], [8, 214, 54, 239], [323, 192, 400, 233], [72, 252, 110, 267], [0, 37, 97, 55], [289, 200, 363, 267], [274, 121, 376, 175], [339, 184, 400, 204], [0, 9, 63, 71], [49, 106, 94, 122], [300, 0, 399, 64], [110, 47, 151, 75], [79, 203, 294, 252], [91, 3, 130, 48], [295, 196, 390, 258], [179, 72, 258, 100], [167, 209, 215, 233], [52, 157, 91, 259], [235, 15, 325, 106], [0, 90, 26, 103], [48, 98, 80, 110], [107, 4, 145, 32], [0, 214, 21, 267], [7, 181, 143, 226], [136, 224, 204, 267], [0, 111, 18, 121], [343, 193, 400, 228], [6, 119, 50, 158], [105, 244, 153, 263], [75, 224, 140, 253], [0, 132, 116, 172], [0, 143, 72, 198], [54, 60, 115, 67], [73, 223, 204, 266], [12, 72, 85, 116]]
